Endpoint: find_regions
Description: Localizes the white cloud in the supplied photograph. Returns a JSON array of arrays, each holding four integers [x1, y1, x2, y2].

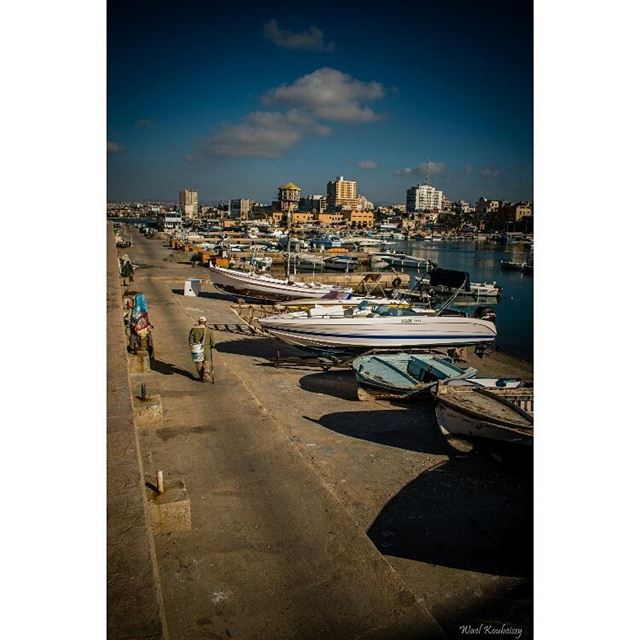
[[203, 110, 328, 158], [355, 160, 380, 170], [263, 67, 385, 123], [263, 19, 334, 52], [393, 161, 446, 177], [107, 141, 123, 153]]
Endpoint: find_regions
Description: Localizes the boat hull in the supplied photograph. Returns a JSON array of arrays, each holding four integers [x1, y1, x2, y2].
[[209, 265, 350, 300], [258, 315, 497, 351], [435, 403, 533, 446]]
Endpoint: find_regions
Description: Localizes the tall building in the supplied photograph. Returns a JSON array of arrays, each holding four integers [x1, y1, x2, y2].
[[327, 176, 358, 211], [406, 184, 443, 212], [230, 198, 253, 220], [277, 182, 301, 213], [179, 189, 198, 219]]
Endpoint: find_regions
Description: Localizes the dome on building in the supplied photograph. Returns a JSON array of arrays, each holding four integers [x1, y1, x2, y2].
[[279, 182, 301, 191]]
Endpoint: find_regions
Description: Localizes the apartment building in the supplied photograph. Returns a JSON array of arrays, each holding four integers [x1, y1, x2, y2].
[[327, 175, 358, 211]]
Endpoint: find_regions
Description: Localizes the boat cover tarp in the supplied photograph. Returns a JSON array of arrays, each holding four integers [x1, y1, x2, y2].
[[429, 268, 470, 291]]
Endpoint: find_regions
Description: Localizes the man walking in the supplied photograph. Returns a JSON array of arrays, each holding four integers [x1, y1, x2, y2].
[[188, 316, 215, 382]]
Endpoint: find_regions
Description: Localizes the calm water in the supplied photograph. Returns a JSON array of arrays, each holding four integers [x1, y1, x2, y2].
[[393, 240, 533, 362]]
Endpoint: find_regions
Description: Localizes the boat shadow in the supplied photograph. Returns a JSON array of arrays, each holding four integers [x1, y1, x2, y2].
[[367, 456, 533, 578], [304, 403, 449, 455], [171, 287, 273, 305], [298, 370, 359, 401]]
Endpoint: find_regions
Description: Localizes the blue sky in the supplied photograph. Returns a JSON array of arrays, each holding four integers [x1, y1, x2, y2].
[[108, 0, 532, 204]]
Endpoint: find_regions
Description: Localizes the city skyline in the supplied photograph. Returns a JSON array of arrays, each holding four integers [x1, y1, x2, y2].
[[108, 0, 532, 204]]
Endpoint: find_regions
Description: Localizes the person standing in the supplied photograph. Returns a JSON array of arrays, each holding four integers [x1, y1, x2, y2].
[[188, 316, 215, 382]]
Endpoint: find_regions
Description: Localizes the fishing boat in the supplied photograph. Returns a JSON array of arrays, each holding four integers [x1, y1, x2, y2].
[[372, 252, 435, 270], [209, 264, 352, 300], [258, 305, 497, 352], [351, 352, 478, 400], [431, 379, 533, 446], [323, 255, 359, 271]]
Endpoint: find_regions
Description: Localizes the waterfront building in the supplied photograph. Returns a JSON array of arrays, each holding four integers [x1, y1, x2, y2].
[[179, 189, 198, 219], [406, 183, 443, 212], [290, 211, 315, 225], [342, 210, 374, 228], [513, 202, 533, 221], [452, 200, 472, 214], [277, 182, 301, 213], [157, 211, 183, 231], [315, 212, 344, 226], [327, 176, 358, 211], [475, 197, 502, 215]]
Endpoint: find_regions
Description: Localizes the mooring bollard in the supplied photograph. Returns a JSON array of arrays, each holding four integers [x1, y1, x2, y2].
[[156, 470, 164, 494]]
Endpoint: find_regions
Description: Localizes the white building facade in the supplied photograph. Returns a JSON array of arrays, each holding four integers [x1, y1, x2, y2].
[[406, 184, 443, 212]]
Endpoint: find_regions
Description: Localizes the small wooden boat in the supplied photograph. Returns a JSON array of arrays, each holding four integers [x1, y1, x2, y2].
[[352, 352, 478, 400], [431, 379, 533, 446]]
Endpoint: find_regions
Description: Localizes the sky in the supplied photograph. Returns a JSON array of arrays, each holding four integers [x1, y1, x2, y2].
[[107, 0, 532, 205]]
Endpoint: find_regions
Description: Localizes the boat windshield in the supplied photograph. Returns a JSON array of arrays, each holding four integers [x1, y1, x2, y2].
[[372, 305, 419, 317]]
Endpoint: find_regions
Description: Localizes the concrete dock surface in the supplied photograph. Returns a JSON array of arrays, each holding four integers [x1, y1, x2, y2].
[[111, 228, 533, 639]]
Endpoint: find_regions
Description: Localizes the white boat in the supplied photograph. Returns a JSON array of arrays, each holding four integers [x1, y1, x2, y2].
[[209, 264, 352, 300], [323, 255, 359, 271], [372, 252, 434, 270], [258, 306, 497, 352], [291, 253, 325, 271], [431, 379, 533, 446]]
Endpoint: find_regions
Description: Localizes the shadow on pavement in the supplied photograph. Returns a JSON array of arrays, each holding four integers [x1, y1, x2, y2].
[[298, 370, 359, 401], [303, 404, 450, 455], [367, 456, 533, 578], [150, 358, 198, 380]]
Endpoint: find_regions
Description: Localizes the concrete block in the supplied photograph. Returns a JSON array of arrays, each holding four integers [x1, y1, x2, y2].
[[148, 479, 191, 535], [132, 394, 163, 429], [183, 278, 202, 297], [128, 352, 150, 373]]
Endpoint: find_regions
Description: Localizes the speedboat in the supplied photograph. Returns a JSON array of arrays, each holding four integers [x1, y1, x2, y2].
[[209, 264, 352, 300], [352, 352, 478, 400], [258, 305, 497, 352], [431, 379, 533, 446], [372, 252, 435, 270]]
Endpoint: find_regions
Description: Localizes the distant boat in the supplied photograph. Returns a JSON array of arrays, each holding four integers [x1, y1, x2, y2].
[[323, 255, 359, 271], [372, 252, 435, 270], [500, 259, 533, 274], [352, 352, 478, 400], [431, 378, 533, 446]]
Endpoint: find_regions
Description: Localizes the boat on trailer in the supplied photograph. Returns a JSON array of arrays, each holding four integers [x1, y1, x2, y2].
[[209, 264, 352, 300], [258, 305, 497, 353], [431, 379, 533, 446], [351, 352, 478, 400]]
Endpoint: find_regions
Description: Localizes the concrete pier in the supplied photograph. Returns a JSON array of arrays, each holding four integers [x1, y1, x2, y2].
[[109, 227, 533, 639]]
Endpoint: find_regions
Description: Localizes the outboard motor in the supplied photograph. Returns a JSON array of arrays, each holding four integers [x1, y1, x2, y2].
[[474, 305, 497, 324]]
